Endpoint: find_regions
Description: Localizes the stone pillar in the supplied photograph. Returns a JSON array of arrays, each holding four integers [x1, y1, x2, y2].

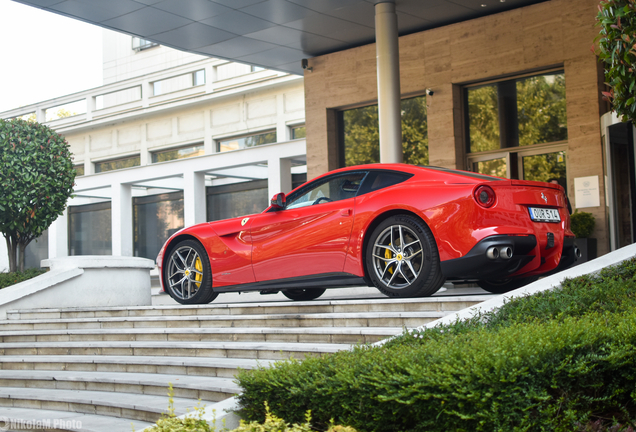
[[183, 171, 207, 227], [375, 0, 403, 164], [111, 182, 133, 256], [268, 157, 293, 198]]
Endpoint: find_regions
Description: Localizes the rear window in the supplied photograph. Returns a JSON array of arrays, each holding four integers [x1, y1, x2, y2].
[[358, 170, 412, 195], [423, 166, 505, 181]]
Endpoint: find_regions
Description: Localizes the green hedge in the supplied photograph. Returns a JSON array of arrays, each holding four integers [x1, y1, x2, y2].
[[0, 268, 46, 289], [236, 258, 636, 431]]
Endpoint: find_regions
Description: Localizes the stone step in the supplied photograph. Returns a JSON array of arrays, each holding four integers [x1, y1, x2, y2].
[[0, 355, 271, 378], [0, 310, 450, 331], [0, 340, 350, 360], [0, 387, 212, 423], [1, 407, 153, 432], [0, 326, 401, 344], [0, 369, 240, 401], [6, 294, 492, 320]]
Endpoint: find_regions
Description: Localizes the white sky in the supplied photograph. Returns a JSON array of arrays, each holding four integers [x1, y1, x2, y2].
[[0, 0, 103, 113]]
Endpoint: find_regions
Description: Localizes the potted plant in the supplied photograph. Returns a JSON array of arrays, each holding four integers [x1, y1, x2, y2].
[[570, 211, 597, 263]]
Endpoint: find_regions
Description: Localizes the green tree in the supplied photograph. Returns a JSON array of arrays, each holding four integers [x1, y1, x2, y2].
[[0, 118, 76, 272], [596, 0, 636, 124]]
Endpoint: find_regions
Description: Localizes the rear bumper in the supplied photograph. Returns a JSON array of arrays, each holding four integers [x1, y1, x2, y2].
[[441, 234, 579, 280]]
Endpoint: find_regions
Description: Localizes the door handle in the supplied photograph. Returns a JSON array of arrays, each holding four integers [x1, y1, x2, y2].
[[340, 209, 352, 217]]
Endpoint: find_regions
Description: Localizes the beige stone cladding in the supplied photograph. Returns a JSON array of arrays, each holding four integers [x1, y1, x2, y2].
[[303, 0, 607, 254]]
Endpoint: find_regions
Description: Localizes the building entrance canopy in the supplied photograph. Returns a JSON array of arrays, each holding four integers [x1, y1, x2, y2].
[[14, 0, 545, 75]]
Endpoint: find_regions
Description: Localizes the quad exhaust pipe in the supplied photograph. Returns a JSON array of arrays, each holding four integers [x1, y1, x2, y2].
[[486, 246, 513, 260]]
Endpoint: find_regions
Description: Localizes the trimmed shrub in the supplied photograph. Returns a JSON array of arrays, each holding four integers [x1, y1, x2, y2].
[[571, 211, 596, 238], [0, 268, 46, 289], [236, 258, 636, 431]]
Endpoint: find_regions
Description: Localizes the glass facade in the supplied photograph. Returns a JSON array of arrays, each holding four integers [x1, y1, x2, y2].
[[152, 144, 204, 163], [68, 202, 112, 255], [25, 230, 48, 269], [133, 192, 184, 260], [207, 180, 269, 221], [341, 95, 428, 167], [467, 71, 567, 153], [217, 131, 277, 152], [467, 71, 567, 183], [94, 156, 140, 173]]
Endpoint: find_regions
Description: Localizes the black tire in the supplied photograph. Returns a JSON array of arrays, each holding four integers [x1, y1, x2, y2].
[[282, 288, 326, 301], [365, 215, 444, 298], [476, 276, 539, 294], [164, 239, 218, 304]]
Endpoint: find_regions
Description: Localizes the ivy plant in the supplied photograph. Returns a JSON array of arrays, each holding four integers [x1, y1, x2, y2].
[[0, 118, 76, 272], [596, 0, 636, 123]]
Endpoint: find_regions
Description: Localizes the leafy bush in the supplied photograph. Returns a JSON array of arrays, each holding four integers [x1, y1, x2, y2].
[[0, 268, 47, 289], [596, 0, 636, 124], [236, 258, 636, 431], [141, 385, 357, 432], [571, 211, 596, 238]]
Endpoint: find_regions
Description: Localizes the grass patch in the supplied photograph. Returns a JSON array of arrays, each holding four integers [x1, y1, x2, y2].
[[0, 268, 47, 289], [236, 258, 636, 431]]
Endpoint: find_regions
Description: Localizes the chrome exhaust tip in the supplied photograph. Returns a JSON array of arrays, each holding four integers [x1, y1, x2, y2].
[[486, 246, 499, 260], [574, 246, 582, 259], [500, 246, 513, 260]]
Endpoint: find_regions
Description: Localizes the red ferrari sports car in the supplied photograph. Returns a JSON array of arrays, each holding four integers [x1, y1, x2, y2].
[[157, 164, 579, 304]]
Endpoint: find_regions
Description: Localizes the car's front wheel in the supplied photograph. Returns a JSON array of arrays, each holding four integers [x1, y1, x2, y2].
[[164, 239, 218, 304], [282, 288, 326, 301], [476, 276, 539, 294], [366, 215, 444, 298]]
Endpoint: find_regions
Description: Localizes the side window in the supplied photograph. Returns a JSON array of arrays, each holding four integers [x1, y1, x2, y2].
[[357, 171, 412, 196], [286, 173, 366, 209]]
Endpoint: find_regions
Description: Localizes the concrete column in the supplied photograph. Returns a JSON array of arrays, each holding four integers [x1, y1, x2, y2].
[[86, 96, 96, 121], [375, 1, 403, 164], [268, 157, 293, 198], [111, 182, 133, 256], [183, 171, 207, 227], [48, 208, 69, 259]]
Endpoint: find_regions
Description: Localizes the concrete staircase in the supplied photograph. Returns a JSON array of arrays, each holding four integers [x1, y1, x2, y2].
[[0, 288, 492, 432]]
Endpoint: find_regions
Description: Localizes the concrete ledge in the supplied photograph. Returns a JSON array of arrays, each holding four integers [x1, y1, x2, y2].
[[0, 256, 154, 320]]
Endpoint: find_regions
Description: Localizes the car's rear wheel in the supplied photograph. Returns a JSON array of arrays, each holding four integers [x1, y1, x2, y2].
[[366, 215, 444, 298], [476, 276, 539, 294], [164, 239, 218, 304], [282, 288, 326, 301]]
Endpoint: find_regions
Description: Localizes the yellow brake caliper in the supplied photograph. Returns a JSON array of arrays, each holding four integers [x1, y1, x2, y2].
[[385, 245, 394, 274], [194, 257, 203, 287]]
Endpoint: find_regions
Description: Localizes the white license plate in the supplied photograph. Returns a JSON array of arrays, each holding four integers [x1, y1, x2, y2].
[[529, 207, 561, 222]]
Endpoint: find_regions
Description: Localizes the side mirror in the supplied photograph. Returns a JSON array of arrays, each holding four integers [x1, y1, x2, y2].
[[270, 192, 286, 210]]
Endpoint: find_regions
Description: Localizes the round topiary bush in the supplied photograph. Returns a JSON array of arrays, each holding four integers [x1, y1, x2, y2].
[[570, 211, 595, 238]]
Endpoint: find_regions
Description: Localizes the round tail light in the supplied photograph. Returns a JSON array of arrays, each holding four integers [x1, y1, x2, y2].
[[474, 185, 496, 208]]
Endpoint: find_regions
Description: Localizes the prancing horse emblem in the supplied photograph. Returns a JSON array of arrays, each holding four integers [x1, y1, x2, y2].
[[241, 217, 249, 226], [541, 192, 547, 204]]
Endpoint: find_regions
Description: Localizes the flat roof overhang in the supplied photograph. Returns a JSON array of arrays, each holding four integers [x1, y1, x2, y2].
[[13, 0, 548, 74]]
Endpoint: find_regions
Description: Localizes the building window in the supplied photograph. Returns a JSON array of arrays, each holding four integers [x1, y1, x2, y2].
[[217, 130, 277, 153], [340, 95, 428, 167], [291, 125, 306, 140], [193, 69, 205, 86], [132, 37, 158, 51], [466, 70, 568, 184], [68, 202, 112, 255], [25, 229, 48, 269], [207, 180, 269, 221], [152, 144, 205, 163], [74, 164, 85, 177], [94, 155, 140, 173], [133, 192, 184, 260]]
